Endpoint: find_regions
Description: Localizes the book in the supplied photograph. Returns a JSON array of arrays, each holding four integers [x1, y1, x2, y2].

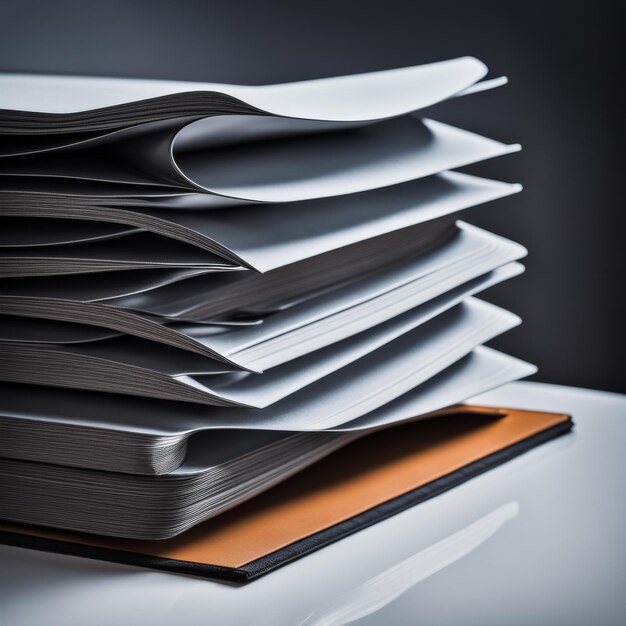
[[0, 406, 572, 579], [0, 57, 571, 568]]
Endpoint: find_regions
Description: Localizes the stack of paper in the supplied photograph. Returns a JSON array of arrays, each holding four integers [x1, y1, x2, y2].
[[0, 57, 536, 540]]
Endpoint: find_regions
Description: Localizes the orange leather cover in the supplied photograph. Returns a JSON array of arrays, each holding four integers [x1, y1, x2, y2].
[[0, 405, 572, 581]]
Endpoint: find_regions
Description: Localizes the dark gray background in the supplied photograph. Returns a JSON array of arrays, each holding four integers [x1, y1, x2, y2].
[[0, 0, 622, 392]]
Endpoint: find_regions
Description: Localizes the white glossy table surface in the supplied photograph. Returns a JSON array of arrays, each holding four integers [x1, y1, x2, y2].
[[1, 381, 625, 625]]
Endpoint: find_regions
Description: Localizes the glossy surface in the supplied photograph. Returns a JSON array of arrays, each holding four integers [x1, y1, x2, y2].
[[1, 381, 625, 625]]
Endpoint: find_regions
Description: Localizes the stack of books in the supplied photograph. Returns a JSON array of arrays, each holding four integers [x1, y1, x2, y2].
[[0, 58, 573, 581]]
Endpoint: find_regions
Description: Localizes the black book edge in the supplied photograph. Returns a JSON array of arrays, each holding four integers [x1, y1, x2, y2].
[[0, 417, 573, 584]]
